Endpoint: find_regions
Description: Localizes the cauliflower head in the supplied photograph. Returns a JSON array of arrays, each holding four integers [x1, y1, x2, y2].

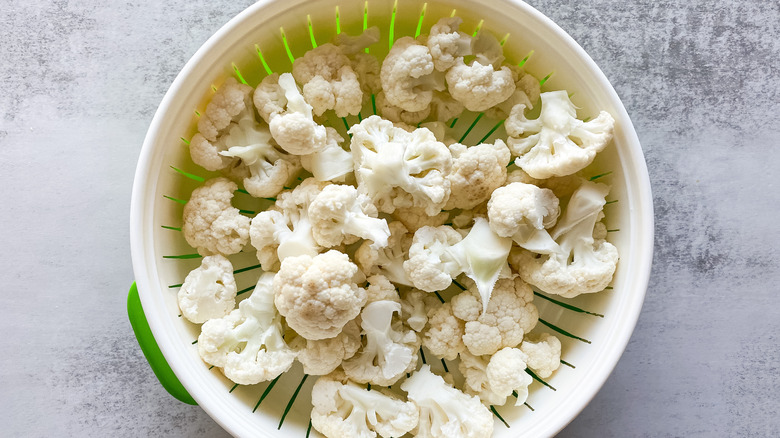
[[182, 177, 250, 256], [342, 299, 420, 386], [422, 301, 465, 360], [506, 90, 616, 179], [349, 115, 452, 215], [487, 181, 560, 254], [308, 184, 391, 249], [446, 61, 515, 112], [401, 365, 494, 438], [249, 178, 328, 270], [451, 277, 539, 356], [311, 371, 419, 438], [509, 180, 619, 298], [444, 140, 511, 210], [459, 347, 533, 406], [292, 43, 363, 117], [380, 37, 445, 112], [218, 116, 302, 198], [273, 250, 367, 340], [197, 273, 296, 385], [520, 332, 562, 379], [355, 221, 413, 286], [177, 254, 236, 324], [427, 17, 473, 71], [292, 319, 361, 376]]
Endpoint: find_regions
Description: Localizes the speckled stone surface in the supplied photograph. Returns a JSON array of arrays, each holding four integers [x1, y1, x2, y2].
[[1, 0, 778, 436]]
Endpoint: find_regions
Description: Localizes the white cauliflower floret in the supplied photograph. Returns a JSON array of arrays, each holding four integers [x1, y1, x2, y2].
[[400, 288, 429, 332], [487, 182, 560, 254], [177, 255, 236, 324], [197, 273, 296, 385], [506, 90, 616, 179], [484, 65, 540, 120], [427, 17, 473, 71], [459, 347, 533, 406], [253, 73, 286, 123], [520, 332, 562, 379], [404, 218, 512, 312], [380, 37, 445, 112], [391, 207, 449, 233], [349, 115, 452, 215], [266, 73, 329, 155], [444, 140, 511, 210], [273, 250, 367, 340], [451, 277, 538, 356], [196, 77, 254, 143], [292, 319, 361, 376], [375, 90, 431, 124], [333, 26, 381, 56], [182, 177, 250, 256], [311, 371, 419, 438], [248, 178, 327, 271], [308, 184, 391, 249], [449, 202, 488, 229], [446, 61, 515, 112], [355, 221, 413, 286], [401, 365, 494, 438], [300, 127, 353, 182], [509, 180, 619, 298], [343, 299, 420, 386], [218, 116, 301, 198], [292, 43, 363, 117], [422, 301, 465, 360]]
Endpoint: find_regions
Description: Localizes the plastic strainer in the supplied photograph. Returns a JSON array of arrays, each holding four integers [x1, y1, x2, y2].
[[128, 0, 654, 436]]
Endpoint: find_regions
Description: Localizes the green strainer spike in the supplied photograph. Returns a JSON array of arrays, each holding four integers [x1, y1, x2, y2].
[[127, 283, 196, 405]]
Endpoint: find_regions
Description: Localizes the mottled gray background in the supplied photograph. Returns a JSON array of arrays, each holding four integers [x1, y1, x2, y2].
[[1, 0, 778, 436]]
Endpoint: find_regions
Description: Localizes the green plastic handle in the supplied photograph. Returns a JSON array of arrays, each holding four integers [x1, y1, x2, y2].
[[127, 283, 197, 405]]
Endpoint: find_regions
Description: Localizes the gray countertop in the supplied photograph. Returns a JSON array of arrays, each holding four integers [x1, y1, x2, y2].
[[1, 0, 778, 436]]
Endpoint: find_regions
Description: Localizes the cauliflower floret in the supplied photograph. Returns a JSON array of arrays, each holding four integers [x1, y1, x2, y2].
[[248, 178, 328, 270], [300, 127, 353, 182], [182, 177, 250, 256], [355, 221, 413, 286], [292, 319, 362, 376], [422, 301, 465, 360], [446, 61, 515, 112], [509, 181, 619, 298], [349, 115, 452, 215], [292, 43, 363, 117], [177, 255, 236, 324], [196, 77, 254, 143], [380, 37, 445, 112], [429, 90, 465, 123], [427, 17, 473, 71], [487, 182, 560, 254], [404, 218, 512, 312], [274, 250, 367, 340], [400, 288, 429, 332], [311, 371, 419, 438], [253, 73, 287, 123], [459, 347, 534, 406], [218, 116, 302, 198], [197, 273, 296, 385], [451, 277, 539, 356], [391, 206, 449, 233], [444, 140, 511, 210], [449, 202, 488, 229], [401, 365, 494, 438], [520, 332, 562, 379], [264, 73, 328, 155], [342, 298, 420, 386], [375, 90, 431, 124], [506, 90, 616, 179], [308, 184, 391, 249], [484, 65, 540, 120]]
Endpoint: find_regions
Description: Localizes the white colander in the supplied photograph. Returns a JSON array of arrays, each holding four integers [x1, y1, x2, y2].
[[129, 0, 654, 436]]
